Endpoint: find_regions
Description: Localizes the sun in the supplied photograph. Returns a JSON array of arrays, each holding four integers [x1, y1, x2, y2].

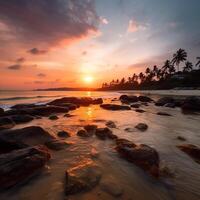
[[83, 76, 94, 84]]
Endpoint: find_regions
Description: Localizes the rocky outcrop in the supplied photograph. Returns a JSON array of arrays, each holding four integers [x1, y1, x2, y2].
[[0, 117, 15, 130], [138, 96, 153, 102], [181, 96, 200, 112], [177, 144, 200, 163], [0, 126, 56, 146], [84, 124, 97, 133], [135, 123, 148, 131], [100, 104, 131, 111], [65, 162, 101, 195], [48, 97, 103, 107], [11, 103, 38, 109], [120, 95, 138, 104], [57, 131, 70, 138], [95, 127, 117, 140], [10, 115, 34, 124], [77, 129, 92, 137], [0, 145, 51, 190], [116, 138, 159, 177], [155, 97, 174, 106]]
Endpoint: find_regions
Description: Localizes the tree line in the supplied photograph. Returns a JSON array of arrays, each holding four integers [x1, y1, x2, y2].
[[101, 49, 200, 90]]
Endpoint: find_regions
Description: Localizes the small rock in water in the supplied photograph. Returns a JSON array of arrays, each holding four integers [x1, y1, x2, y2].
[[155, 97, 174, 106], [138, 96, 153, 102], [130, 103, 140, 108], [45, 139, 72, 150], [135, 123, 148, 131], [100, 104, 131, 111], [63, 113, 74, 118], [84, 124, 97, 133], [124, 127, 135, 132], [157, 112, 172, 116], [177, 136, 186, 141], [100, 179, 123, 197], [135, 109, 146, 113], [57, 131, 70, 138], [165, 103, 176, 108], [105, 121, 116, 128], [95, 127, 117, 140], [77, 129, 92, 137], [65, 162, 101, 195], [49, 115, 59, 120]]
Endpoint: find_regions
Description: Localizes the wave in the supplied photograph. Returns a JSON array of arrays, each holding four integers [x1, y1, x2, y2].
[[0, 95, 63, 101]]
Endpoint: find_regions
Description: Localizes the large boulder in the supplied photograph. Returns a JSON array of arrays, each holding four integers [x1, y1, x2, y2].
[[11, 103, 38, 109], [119, 95, 138, 104], [116, 139, 159, 177], [10, 115, 34, 124], [100, 104, 131, 111], [0, 126, 56, 146], [65, 162, 101, 195], [155, 97, 174, 106], [84, 124, 97, 133], [181, 96, 200, 112], [177, 144, 200, 163], [0, 117, 15, 130], [138, 96, 153, 102], [48, 97, 103, 107], [0, 145, 51, 190]]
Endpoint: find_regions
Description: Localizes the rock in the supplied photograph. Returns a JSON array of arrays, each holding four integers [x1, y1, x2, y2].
[[181, 96, 200, 112], [100, 104, 131, 111], [65, 162, 101, 195], [141, 102, 149, 106], [100, 179, 123, 197], [119, 95, 138, 103], [0, 138, 28, 154], [177, 144, 200, 163], [49, 115, 59, 120], [63, 113, 74, 118], [165, 103, 176, 108], [77, 129, 91, 137], [57, 131, 70, 138], [84, 124, 97, 133], [10, 115, 34, 124], [0, 117, 15, 130], [0, 126, 56, 146], [124, 128, 135, 132], [116, 139, 159, 177], [135, 123, 148, 131], [11, 103, 38, 109], [135, 109, 145, 113], [157, 112, 172, 116], [105, 121, 116, 128], [155, 97, 174, 106], [0, 108, 4, 116], [130, 103, 140, 108], [138, 96, 153, 102], [56, 103, 78, 110], [5, 105, 69, 116], [177, 136, 186, 141], [95, 127, 117, 140], [45, 139, 72, 150], [0, 145, 51, 189], [48, 97, 103, 107]]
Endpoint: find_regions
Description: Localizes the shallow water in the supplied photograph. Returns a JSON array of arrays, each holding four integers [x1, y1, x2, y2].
[[1, 91, 200, 200]]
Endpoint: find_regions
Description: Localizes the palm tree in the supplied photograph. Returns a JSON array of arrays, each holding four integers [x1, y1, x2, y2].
[[196, 57, 200, 69], [162, 60, 171, 73], [172, 49, 187, 72], [183, 61, 193, 72], [139, 72, 145, 83]]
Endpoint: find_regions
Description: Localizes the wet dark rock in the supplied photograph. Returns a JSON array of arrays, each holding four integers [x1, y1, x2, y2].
[[63, 113, 74, 118], [58, 103, 78, 110], [49, 115, 59, 120], [119, 95, 138, 104], [48, 97, 103, 107], [45, 139, 72, 150], [177, 144, 200, 163], [0, 108, 4, 116], [0, 138, 28, 154], [141, 102, 149, 106], [165, 103, 176, 108], [135, 109, 146, 113], [11, 103, 38, 109], [155, 97, 174, 106], [177, 136, 186, 141], [0, 145, 51, 190], [95, 127, 117, 140], [10, 115, 34, 124], [157, 112, 172, 116], [65, 162, 101, 195], [5, 105, 69, 116], [84, 124, 97, 133], [0, 126, 56, 146], [124, 127, 135, 132], [181, 96, 200, 112], [57, 131, 70, 138], [138, 96, 153, 102], [100, 104, 131, 111], [116, 139, 159, 177], [77, 129, 92, 137], [0, 117, 15, 130], [105, 121, 116, 128], [130, 103, 140, 108], [135, 123, 148, 131]]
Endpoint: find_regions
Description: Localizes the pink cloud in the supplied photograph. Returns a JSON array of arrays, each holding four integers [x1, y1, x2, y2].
[[127, 19, 148, 33]]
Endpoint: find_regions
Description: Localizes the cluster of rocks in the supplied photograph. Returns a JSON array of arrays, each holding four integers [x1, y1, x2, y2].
[[120, 95, 153, 104]]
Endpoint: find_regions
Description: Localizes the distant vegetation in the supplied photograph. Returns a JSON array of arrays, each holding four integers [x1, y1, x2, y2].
[[100, 49, 200, 90]]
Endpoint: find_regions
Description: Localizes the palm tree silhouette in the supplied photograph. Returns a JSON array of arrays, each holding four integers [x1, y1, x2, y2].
[[183, 61, 193, 72], [172, 49, 187, 72], [196, 57, 200, 69], [162, 60, 171, 73]]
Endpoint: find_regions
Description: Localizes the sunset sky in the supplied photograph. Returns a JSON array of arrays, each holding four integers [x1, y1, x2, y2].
[[0, 0, 200, 89]]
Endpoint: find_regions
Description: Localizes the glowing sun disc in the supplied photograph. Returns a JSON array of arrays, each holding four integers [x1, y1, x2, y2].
[[83, 76, 94, 83]]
